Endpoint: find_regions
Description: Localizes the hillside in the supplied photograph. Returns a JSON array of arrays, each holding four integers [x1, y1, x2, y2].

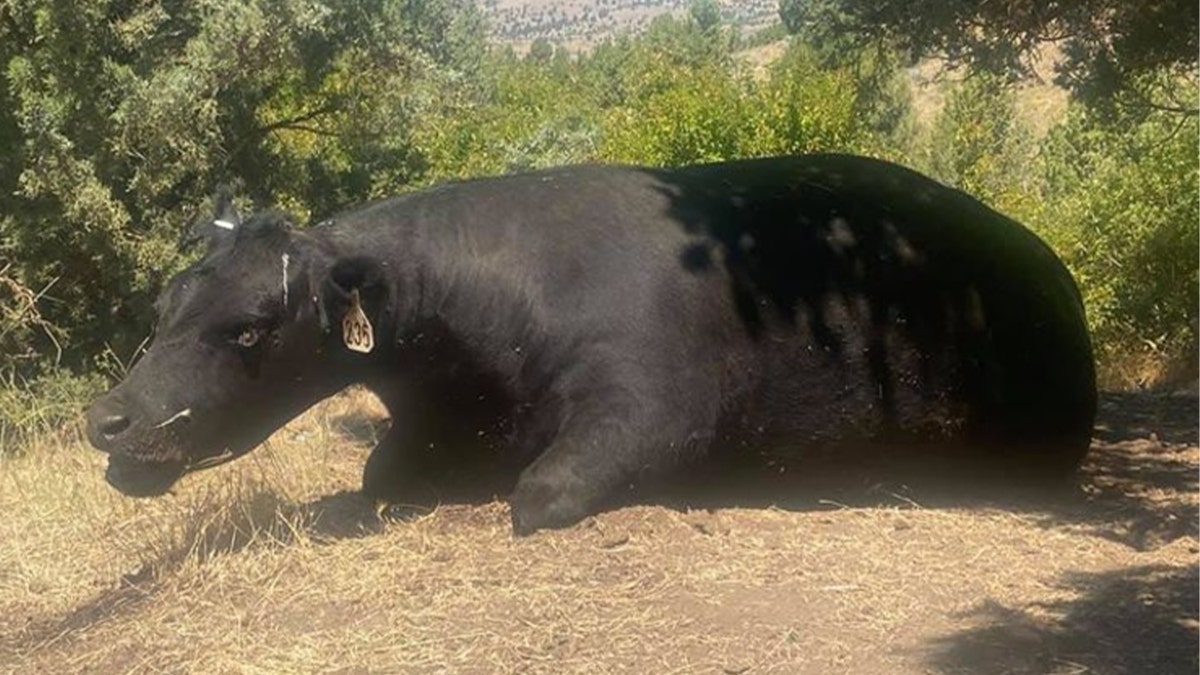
[[481, 0, 778, 49], [482, 1, 1069, 137], [905, 44, 1071, 138]]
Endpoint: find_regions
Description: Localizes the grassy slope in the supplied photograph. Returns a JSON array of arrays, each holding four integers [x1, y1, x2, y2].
[[732, 40, 1070, 140], [1, 389, 1195, 674], [906, 44, 1070, 138], [484, 0, 779, 49]]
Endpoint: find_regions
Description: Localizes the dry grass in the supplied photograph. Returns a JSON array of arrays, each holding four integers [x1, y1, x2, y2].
[[1096, 345, 1200, 393], [730, 39, 1071, 140], [1, 388, 1196, 674], [906, 46, 1070, 140]]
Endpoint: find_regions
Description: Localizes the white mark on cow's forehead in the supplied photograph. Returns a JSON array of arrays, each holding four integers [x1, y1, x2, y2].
[[281, 253, 290, 309], [213, 219, 237, 230], [153, 408, 192, 429]]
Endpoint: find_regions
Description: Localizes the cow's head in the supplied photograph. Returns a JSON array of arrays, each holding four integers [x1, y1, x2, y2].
[[85, 194, 378, 496]]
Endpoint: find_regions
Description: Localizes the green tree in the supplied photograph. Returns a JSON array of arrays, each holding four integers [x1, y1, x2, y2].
[[413, 48, 603, 180], [527, 37, 554, 63], [925, 74, 1034, 212], [0, 0, 482, 379], [639, 9, 732, 68], [688, 0, 721, 34], [600, 39, 874, 166], [601, 64, 750, 165], [1031, 102, 1199, 378], [779, 0, 1198, 116], [743, 42, 866, 157], [772, 2, 915, 152]]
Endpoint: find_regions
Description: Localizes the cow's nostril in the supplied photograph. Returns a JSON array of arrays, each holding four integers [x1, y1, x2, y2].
[[98, 414, 131, 439]]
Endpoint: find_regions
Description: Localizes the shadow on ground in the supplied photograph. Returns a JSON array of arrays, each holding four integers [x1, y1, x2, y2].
[[326, 391, 1198, 553], [328, 413, 389, 447], [1, 489, 388, 660], [597, 392, 1194, 554], [309, 390, 1200, 675], [5, 391, 1193, 667], [926, 565, 1199, 675], [1043, 391, 1196, 552], [1094, 391, 1196, 445]]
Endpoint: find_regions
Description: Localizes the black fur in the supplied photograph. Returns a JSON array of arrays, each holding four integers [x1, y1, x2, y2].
[[86, 154, 1097, 534]]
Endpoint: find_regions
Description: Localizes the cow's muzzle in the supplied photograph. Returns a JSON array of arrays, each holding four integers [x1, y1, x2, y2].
[[87, 395, 192, 495], [105, 454, 187, 497]]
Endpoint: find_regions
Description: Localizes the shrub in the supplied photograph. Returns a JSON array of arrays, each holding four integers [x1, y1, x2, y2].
[[1033, 103, 1199, 384]]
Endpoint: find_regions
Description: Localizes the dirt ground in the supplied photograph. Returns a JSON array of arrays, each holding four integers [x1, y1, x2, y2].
[[0, 390, 1196, 674]]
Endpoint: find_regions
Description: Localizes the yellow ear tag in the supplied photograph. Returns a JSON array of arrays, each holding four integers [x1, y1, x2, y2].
[[342, 288, 374, 354]]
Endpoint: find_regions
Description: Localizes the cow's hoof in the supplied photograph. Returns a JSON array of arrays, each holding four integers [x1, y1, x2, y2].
[[509, 474, 590, 536]]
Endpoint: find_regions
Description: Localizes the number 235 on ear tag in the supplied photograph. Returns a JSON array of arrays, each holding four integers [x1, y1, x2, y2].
[[342, 289, 375, 354]]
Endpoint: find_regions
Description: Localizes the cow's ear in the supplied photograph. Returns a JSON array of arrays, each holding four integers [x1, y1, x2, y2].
[[181, 187, 242, 253], [211, 187, 241, 233], [206, 187, 242, 247], [314, 256, 386, 337]]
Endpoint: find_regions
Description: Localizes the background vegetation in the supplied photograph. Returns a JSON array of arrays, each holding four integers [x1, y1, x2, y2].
[[0, 0, 1196, 447]]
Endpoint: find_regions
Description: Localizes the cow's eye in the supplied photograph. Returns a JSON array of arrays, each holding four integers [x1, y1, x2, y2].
[[235, 328, 261, 348]]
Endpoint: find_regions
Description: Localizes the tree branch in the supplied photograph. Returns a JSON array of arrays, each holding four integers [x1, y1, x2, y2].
[[255, 104, 339, 137], [268, 123, 340, 138]]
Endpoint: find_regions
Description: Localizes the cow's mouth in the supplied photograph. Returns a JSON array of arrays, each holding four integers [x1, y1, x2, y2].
[[105, 455, 187, 497], [105, 444, 256, 497]]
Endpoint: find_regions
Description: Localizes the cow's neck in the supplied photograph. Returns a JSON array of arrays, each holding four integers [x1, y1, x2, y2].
[[325, 213, 547, 391]]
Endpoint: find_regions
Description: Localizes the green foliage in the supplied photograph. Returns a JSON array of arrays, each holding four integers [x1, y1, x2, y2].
[[0, 0, 483, 379], [780, 0, 1200, 115], [601, 39, 875, 165], [0, 262, 64, 388], [602, 65, 744, 165], [412, 49, 602, 180], [636, 9, 734, 68], [527, 38, 554, 63], [921, 73, 1198, 382], [687, 0, 721, 34], [738, 23, 788, 51], [0, 368, 106, 452], [925, 74, 1035, 212], [742, 44, 865, 156], [1032, 102, 1199, 374], [762, 3, 916, 156]]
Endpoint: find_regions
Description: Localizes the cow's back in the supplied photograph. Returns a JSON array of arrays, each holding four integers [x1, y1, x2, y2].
[[651, 155, 1096, 467], [344, 155, 1095, 469]]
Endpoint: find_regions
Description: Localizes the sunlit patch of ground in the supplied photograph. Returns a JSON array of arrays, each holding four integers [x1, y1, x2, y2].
[[1, 389, 1195, 674]]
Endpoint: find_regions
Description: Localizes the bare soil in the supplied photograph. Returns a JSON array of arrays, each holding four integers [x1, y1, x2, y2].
[[0, 390, 1195, 674]]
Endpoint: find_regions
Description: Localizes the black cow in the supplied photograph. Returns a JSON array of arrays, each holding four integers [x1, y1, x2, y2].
[[85, 154, 1097, 534]]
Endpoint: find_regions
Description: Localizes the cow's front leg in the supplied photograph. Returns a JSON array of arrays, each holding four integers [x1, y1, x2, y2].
[[360, 424, 439, 503], [362, 383, 506, 505], [359, 381, 446, 504], [509, 393, 712, 535]]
